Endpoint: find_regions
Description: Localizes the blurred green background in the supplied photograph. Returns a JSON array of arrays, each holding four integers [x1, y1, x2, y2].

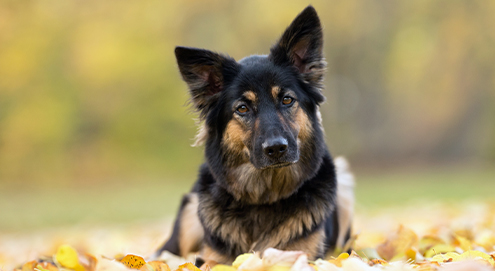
[[1, 0, 494, 231]]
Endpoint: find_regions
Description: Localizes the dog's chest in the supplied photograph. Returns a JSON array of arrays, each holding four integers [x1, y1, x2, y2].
[[199, 188, 331, 254]]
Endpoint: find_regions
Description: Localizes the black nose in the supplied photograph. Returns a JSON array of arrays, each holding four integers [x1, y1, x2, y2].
[[263, 137, 288, 159]]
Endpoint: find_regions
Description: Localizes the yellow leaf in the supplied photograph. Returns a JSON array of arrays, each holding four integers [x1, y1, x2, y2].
[[55, 245, 85, 271], [424, 244, 456, 258], [237, 253, 263, 270], [176, 262, 201, 271], [430, 252, 460, 263], [405, 248, 416, 262], [266, 265, 291, 271], [454, 235, 472, 251], [458, 250, 495, 265], [418, 235, 445, 254], [120, 255, 146, 269], [336, 253, 349, 260], [475, 231, 495, 251], [327, 252, 350, 268], [210, 264, 237, 271], [232, 253, 253, 268], [376, 225, 418, 261], [140, 261, 171, 271]]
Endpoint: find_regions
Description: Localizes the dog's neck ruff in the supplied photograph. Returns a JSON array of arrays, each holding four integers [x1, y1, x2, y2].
[[224, 162, 305, 204]]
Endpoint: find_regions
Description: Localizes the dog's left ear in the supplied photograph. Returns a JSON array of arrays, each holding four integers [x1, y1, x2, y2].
[[269, 6, 326, 101]]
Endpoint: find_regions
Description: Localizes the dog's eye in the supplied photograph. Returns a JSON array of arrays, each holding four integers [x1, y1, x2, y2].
[[282, 96, 294, 105], [236, 105, 249, 114]]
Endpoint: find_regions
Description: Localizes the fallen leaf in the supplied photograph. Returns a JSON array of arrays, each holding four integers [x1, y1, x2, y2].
[[97, 258, 134, 271], [120, 255, 146, 269], [438, 261, 494, 271], [210, 264, 237, 271], [453, 235, 472, 252], [262, 248, 304, 267], [458, 250, 495, 266], [424, 244, 456, 258], [474, 230, 495, 251], [430, 252, 460, 263], [232, 253, 253, 269], [237, 253, 263, 271], [265, 265, 291, 271], [140, 261, 171, 271], [81, 253, 98, 271], [176, 262, 201, 271], [418, 235, 445, 254], [341, 257, 378, 271], [376, 225, 418, 261], [327, 252, 350, 267], [314, 259, 340, 271], [55, 245, 85, 271], [289, 254, 314, 271], [369, 259, 387, 266]]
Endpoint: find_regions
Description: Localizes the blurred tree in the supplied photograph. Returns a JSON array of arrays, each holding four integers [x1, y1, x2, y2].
[[0, 0, 493, 186]]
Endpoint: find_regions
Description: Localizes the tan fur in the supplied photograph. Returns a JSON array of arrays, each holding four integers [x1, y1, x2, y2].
[[199, 171, 331, 258], [201, 245, 232, 266], [294, 105, 312, 141], [249, 201, 330, 253], [283, 228, 326, 260], [334, 157, 355, 249], [243, 91, 257, 103], [271, 86, 280, 100], [225, 163, 304, 204], [179, 193, 203, 257], [223, 119, 248, 155], [199, 196, 251, 253]]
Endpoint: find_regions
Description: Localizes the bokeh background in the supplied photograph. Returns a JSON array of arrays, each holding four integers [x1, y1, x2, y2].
[[1, 0, 494, 233]]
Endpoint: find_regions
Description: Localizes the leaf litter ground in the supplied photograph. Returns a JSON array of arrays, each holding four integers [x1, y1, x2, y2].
[[1, 200, 494, 271]]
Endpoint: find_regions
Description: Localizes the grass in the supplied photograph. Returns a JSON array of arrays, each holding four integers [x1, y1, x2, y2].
[[1, 164, 494, 232], [354, 164, 495, 208]]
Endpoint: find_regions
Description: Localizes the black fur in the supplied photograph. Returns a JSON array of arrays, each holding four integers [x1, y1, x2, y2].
[[155, 6, 350, 266]]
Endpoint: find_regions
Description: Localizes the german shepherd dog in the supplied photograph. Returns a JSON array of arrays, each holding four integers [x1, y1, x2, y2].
[[154, 6, 355, 268]]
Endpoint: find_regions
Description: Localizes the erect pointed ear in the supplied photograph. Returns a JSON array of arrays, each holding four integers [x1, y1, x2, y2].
[[175, 46, 239, 114], [269, 6, 326, 93]]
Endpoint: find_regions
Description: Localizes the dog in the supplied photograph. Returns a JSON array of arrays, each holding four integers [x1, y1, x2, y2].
[[154, 5, 355, 269]]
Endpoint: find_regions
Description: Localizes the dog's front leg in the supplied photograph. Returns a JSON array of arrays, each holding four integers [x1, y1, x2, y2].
[[153, 193, 203, 259]]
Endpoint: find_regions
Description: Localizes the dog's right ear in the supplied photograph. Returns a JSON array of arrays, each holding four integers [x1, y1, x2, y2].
[[175, 46, 239, 114]]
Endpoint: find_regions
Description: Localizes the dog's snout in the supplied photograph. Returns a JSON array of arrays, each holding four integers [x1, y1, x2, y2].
[[263, 137, 288, 159]]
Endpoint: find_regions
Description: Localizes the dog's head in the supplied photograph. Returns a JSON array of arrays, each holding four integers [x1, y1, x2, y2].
[[175, 6, 326, 178]]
